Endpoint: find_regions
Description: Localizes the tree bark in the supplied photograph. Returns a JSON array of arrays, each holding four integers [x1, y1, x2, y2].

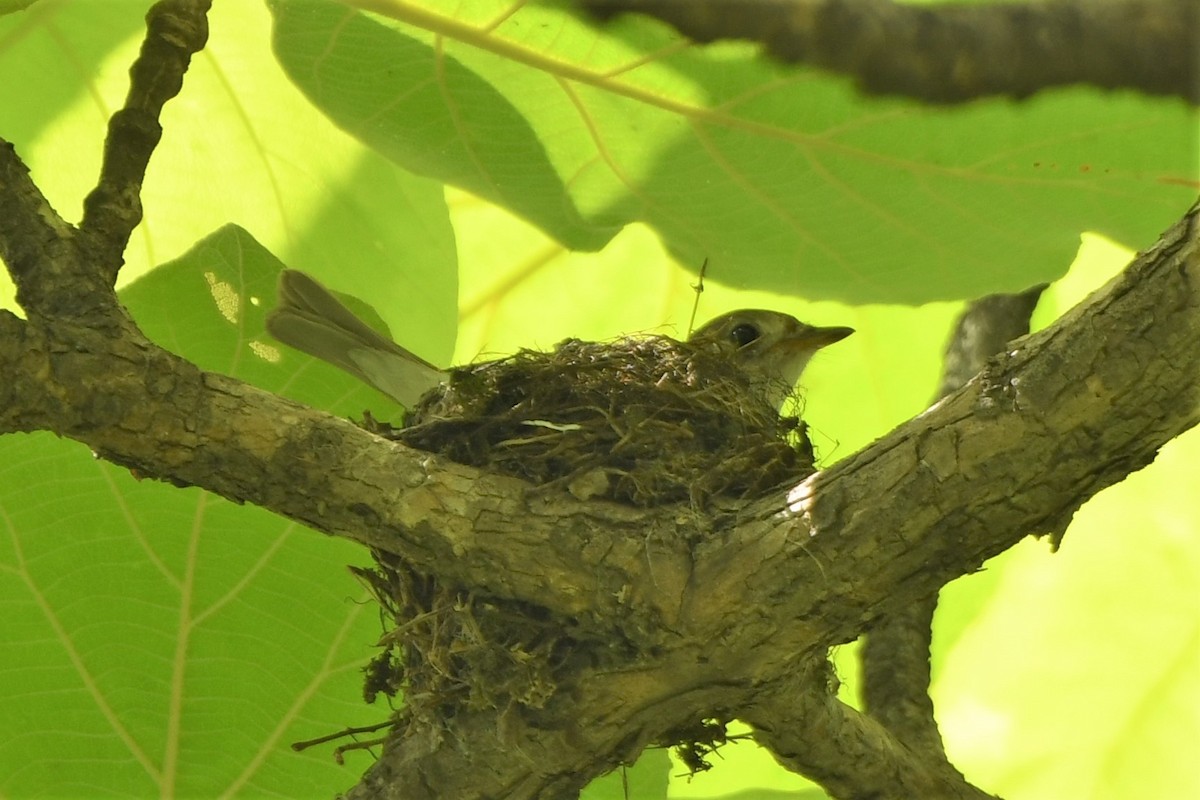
[[584, 0, 1200, 103], [2, 1, 1198, 797]]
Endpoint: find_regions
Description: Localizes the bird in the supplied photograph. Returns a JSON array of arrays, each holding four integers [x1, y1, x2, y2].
[[265, 269, 853, 410], [688, 310, 854, 410], [266, 269, 444, 407]]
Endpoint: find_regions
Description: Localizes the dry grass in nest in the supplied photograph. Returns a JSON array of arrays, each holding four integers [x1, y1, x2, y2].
[[354, 551, 576, 727], [351, 335, 820, 732], [389, 335, 816, 507]]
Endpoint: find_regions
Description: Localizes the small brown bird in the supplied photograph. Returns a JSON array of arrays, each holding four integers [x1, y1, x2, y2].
[[266, 270, 852, 409]]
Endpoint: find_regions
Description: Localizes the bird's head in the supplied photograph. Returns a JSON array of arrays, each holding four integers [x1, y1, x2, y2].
[[689, 309, 854, 409]]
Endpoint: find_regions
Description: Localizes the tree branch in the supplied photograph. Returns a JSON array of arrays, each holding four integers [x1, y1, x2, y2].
[[2, 2, 1197, 795], [344, 656, 747, 800], [584, 0, 1200, 104], [8, 204, 1194, 645], [744, 664, 998, 800], [693, 205, 1197, 671], [861, 287, 1044, 756], [0, 142, 81, 318], [1, 0, 209, 318], [79, 0, 211, 281], [2, 184, 1195, 795]]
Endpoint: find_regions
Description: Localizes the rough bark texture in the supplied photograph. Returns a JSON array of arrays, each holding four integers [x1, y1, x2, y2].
[[744, 665, 999, 800], [861, 286, 1045, 758], [79, 0, 211, 277]]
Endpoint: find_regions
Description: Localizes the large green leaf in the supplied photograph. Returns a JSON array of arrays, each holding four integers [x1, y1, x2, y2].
[[0, 0, 459, 355], [0, 0, 147, 155], [0, 226, 398, 798], [269, 0, 1196, 303]]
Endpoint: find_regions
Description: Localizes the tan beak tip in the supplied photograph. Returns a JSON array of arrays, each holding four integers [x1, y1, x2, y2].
[[812, 325, 855, 347]]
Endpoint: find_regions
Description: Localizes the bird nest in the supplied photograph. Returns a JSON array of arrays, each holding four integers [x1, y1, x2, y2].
[[384, 335, 816, 507], [346, 335, 820, 744]]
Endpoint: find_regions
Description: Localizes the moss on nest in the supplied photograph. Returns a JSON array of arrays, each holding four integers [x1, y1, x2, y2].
[[387, 335, 816, 506]]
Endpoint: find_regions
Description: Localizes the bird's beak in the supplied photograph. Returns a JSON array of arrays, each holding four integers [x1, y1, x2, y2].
[[787, 325, 855, 353]]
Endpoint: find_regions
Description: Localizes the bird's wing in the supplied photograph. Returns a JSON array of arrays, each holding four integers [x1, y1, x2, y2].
[[266, 270, 445, 407]]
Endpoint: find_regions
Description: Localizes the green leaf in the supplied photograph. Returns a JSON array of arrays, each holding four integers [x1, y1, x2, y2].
[[0, 0, 459, 348], [0, 226, 396, 798], [269, 0, 1196, 303], [582, 747, 670, 800], [0, 1, 38, 15], [0, 0, 145, 132], [125, 223, 444, 415]]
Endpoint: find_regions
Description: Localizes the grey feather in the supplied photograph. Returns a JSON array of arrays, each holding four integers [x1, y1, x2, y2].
[[265, 270, 445, 407]]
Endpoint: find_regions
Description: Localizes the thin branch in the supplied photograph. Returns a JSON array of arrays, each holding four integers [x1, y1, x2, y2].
[[79, 0, 212, 280], [2, 1, 211, 318], [584, 0, 1200, 104], [862, 599, 944, 752], [0, 140, 75, 315], [933, 290, 1049, 401]]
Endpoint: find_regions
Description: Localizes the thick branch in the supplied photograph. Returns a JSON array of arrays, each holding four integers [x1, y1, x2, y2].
[[0, 312, 690, 636], [585, 0, 1200, 104], [346, 651, 744, 800], [4, 204, 1196, 656], [691, 203, 1198, 679], [861, 287, 1044, 755], [2, 202, 1195, 797]]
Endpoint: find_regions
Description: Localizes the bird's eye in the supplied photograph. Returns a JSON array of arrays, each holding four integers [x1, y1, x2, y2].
[[729, 323, 761, 348]]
